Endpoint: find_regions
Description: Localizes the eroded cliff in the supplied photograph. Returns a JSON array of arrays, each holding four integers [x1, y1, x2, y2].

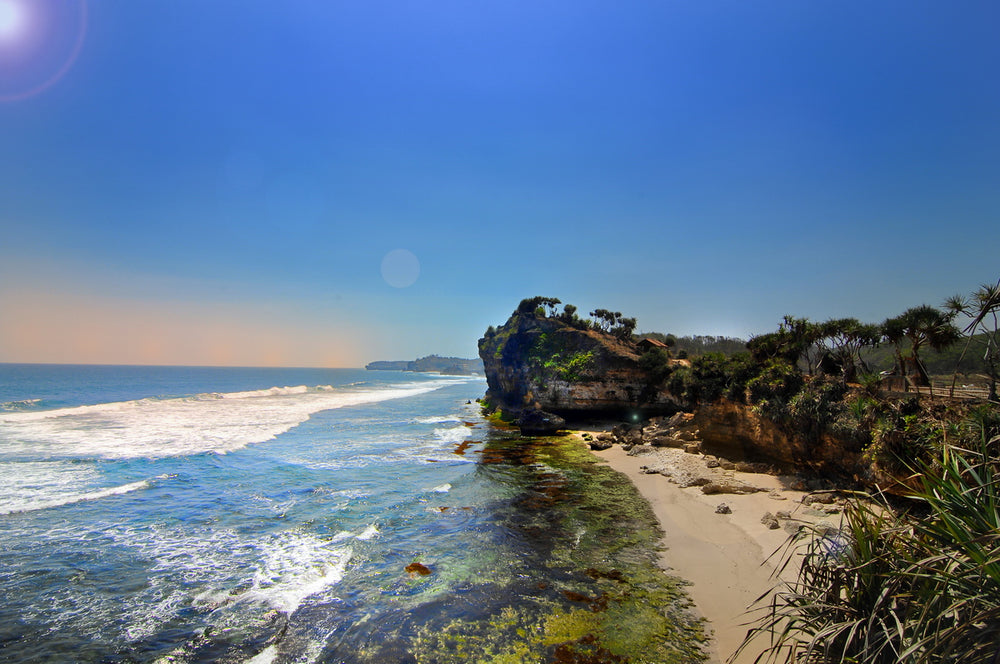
[[478, 310, 683, 417], [478, 305, 870, 482]]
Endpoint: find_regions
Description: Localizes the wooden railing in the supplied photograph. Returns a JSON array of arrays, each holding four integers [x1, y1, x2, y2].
[[909, 383, 994, 401]]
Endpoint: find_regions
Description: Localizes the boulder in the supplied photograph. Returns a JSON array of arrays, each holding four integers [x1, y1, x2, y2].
[[588, 438, 613, 451], [715, 503, 732, 515], [650, 434, 684, 448], [701, 481, 762, 495], [517, 409, 566, 436], [803, 491, 837, 505]]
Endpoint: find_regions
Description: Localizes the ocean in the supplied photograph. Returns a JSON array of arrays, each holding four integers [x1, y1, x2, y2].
[[0, 364, 704, 664]]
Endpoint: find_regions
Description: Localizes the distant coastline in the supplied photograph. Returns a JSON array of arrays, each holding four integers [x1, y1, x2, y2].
[[365, 354, 484, 376]]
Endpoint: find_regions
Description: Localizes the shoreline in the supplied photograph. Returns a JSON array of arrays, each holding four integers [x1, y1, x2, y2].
[[577, 435, 837, 664]]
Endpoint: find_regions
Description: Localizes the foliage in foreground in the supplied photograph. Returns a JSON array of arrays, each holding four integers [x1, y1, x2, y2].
[[734, 421, 1000, 664]]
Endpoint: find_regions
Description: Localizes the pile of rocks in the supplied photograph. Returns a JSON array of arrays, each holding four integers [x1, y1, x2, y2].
[[584, 412, 703, 452]]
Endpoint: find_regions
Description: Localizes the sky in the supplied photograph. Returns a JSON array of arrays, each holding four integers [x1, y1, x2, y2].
[[1, 1, 998, 367]]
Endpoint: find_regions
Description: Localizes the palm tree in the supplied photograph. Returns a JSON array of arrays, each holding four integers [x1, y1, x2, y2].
[[820, 318, 882, 384], [945, 278, 1000, 402], [885, 305, 962, 394], [880, 316, 908, 388]]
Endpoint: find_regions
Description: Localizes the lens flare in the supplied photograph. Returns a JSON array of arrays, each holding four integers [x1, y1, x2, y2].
[[0, 1, 25, 40], [0, 0, 87, 102], [381, 249, 421, 288]]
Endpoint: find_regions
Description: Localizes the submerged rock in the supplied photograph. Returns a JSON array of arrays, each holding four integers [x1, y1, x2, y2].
[[405, 562, 433, 576]]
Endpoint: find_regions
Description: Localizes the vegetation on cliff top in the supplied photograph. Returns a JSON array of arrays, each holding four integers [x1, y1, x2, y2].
[[482, 288, 998, 475]]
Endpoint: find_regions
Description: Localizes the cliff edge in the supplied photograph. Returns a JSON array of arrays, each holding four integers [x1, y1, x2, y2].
[[478, 300, 878, 484], [478, 307, 682, 417]]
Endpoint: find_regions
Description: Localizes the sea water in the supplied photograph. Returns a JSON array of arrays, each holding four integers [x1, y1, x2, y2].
[[0, 365, 705, 664]]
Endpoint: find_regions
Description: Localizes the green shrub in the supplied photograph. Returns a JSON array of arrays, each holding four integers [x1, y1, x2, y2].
[[638, 348, 674, 384], [787, 377, 848, 442], [867, 411, 943, 473], [737, 424, 1000, 664], [747, 360, 804, 422]]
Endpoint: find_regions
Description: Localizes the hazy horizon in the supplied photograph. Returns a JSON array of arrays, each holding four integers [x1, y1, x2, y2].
[[2, 1, 998, 367]]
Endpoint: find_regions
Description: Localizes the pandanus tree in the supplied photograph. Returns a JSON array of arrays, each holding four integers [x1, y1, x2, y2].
[[945, 278, 1000, 402], [819, 318, 882, 384], [883, 305, 962, 392], [748, 316, 822, 370], [589, 308, 622, 332], [517, 296, 561, 316]]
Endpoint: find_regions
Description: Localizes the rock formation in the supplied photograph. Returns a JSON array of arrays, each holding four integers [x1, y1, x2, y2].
[[479, 304, 871, 483], [478, 309, 682, 417]]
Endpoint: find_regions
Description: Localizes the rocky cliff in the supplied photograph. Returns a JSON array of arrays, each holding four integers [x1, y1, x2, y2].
[[478, 310, 682, 417], [691, 400, 869, 480], [479, 306, 870, 481]]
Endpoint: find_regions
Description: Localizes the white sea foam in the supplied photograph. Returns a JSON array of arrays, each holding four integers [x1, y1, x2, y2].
[[433, 426, 470, 445], [430, 483, 452, 493], [245, 532, 353, 614], [112, 525, 353, 642], [0, 398, 41, 411], [0, 461, 152, 515], [414, 415, 462, 424], [356, 524, 379, 540], [221, 385, 311, 399], [0, 380, 460, 460], [243, 645, 279, 664]]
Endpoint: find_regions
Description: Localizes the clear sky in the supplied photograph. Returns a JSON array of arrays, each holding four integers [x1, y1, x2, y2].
[[1, 1, 997, 367]]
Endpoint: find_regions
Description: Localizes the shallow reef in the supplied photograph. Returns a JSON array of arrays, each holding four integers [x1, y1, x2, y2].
[[360, 429, 709, 664]]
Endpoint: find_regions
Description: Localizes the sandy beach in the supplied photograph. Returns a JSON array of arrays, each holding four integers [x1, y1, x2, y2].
[[584, 439, 840, 664]]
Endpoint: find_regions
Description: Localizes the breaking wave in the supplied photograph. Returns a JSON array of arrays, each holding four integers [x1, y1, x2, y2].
[[0, 380, 464, 460]]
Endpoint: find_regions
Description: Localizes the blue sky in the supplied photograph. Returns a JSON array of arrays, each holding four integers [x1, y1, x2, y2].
[[1, 1, 998, 366]]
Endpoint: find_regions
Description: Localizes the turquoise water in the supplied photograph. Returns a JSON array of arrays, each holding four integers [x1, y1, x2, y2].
[[0, 364, 705, 663]]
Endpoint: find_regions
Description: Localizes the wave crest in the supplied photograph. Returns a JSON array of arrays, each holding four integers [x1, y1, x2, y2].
[[0, 380, 459, 459], [0, 478, 150, 515]]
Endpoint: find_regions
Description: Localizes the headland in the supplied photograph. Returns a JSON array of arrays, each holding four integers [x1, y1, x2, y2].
[[477, 294, 1000, 663]]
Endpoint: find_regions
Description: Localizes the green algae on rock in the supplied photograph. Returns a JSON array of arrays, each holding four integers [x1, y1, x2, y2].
[[406, 430, 708, 664]]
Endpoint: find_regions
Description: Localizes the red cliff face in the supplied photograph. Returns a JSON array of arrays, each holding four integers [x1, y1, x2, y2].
[[478, 311, 682, 417]]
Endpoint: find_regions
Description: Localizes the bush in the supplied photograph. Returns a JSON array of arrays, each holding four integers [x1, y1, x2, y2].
[[688, 352, 744, 403], [662, 352, 759, 404], [747, 360, 804, 422], [787, 377, 848, 442], [737, 421, 1000, 664], [638, 348, 673, 384], [867, 411, 943, 473]]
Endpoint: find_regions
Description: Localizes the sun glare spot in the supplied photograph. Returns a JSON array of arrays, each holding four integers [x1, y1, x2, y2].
[[0, 0, 25, 40], [381, 249, 420, 288], [0, 0, 88, 102]]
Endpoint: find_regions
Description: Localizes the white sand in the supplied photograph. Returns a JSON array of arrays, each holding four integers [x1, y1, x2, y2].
[[587, 442, 835, 664]]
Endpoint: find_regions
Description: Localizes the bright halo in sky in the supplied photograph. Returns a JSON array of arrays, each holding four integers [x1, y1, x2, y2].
[[381, 249, 421, 288], [0, 0, 87, 102], [0, 0, 26, 40]]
